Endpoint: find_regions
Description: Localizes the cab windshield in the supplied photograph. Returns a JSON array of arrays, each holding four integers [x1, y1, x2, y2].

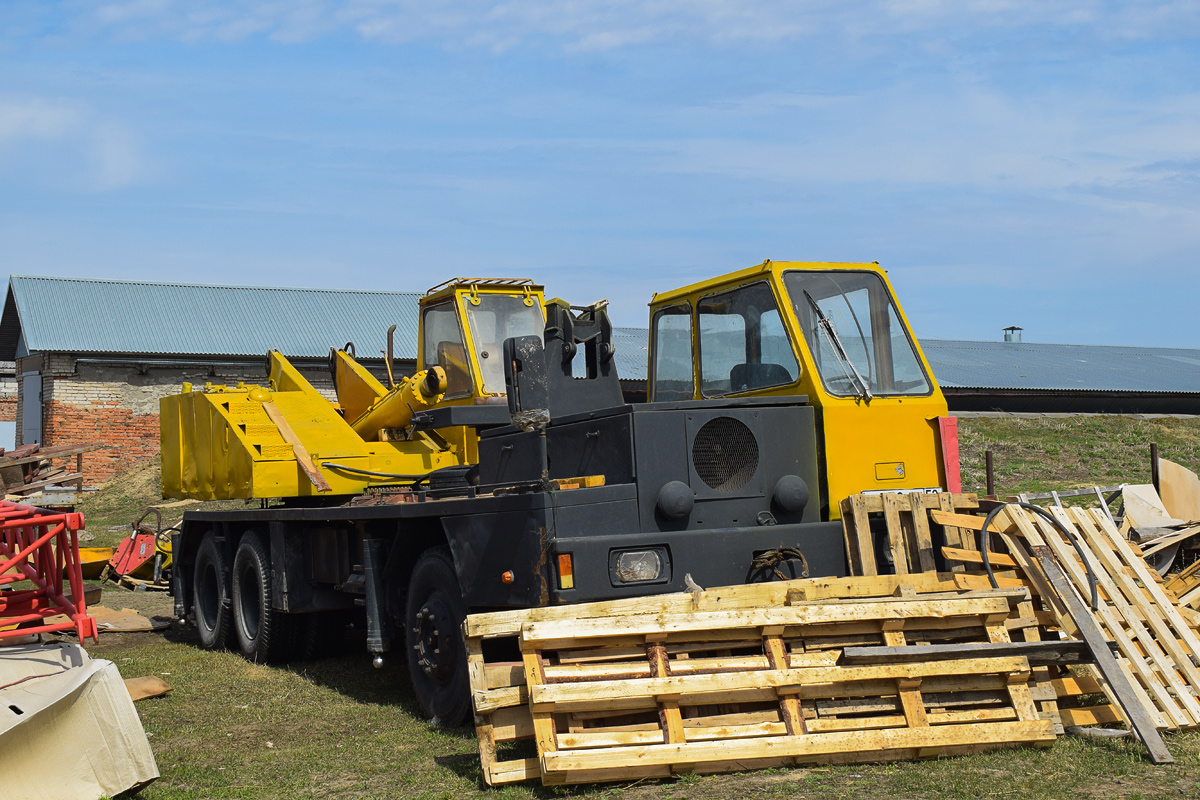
[[465, 293, 545, 394], [782, 270, 931, 398]]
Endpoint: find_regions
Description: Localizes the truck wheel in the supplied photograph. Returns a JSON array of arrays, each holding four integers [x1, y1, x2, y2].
[[405, 546, 470, 726], [193, 532, 231, 650], [231, 531, 295, 663]]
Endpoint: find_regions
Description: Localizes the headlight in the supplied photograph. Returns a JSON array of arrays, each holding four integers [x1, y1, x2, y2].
[[615, 550, 662, 583]]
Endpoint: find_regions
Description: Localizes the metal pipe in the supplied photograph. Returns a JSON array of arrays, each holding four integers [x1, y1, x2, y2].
[[385, 325, 397, 389], [985, 450, 995, 497], [1151, 442, 1160, 495]]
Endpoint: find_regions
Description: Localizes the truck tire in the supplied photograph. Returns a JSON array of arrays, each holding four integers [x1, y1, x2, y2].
[[231, 531, 295, 663], [405, 546, 470, 726], [193, 532, 232, 650]]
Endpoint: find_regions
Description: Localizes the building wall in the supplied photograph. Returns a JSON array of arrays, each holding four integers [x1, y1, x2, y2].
[[15, 353, 409, 486]]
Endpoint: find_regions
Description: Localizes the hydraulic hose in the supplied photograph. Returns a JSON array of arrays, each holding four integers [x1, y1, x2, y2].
[[978, 501, 1100, 611]]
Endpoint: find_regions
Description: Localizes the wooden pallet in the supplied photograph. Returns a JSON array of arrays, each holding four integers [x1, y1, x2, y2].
[[840, 492, 979, 576], [467, 575, 1057, 786]]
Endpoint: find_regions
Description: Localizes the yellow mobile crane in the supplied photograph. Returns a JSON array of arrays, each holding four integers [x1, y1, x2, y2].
[[160, 268, 960, 723], [647, 260, 960, 519]]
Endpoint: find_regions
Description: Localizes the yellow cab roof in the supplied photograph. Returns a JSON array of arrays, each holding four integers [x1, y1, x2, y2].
[[649, 260, 882, 307], [420, 277, 542, 306]]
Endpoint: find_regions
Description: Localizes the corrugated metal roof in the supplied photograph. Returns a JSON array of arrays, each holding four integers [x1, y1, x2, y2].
[[613, 327, 648, 381], [0, 276, 420, 360], [922, 339, 1200, 393]]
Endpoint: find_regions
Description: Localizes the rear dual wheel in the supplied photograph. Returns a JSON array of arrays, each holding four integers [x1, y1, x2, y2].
[[192, 530, 295, 662], [193, 532, 232, 649], [231, 531, 297, 662]]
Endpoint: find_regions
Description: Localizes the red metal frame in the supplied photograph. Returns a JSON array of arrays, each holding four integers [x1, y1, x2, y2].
[[0, 500, 97, 642], [937, 416, 962, 494]]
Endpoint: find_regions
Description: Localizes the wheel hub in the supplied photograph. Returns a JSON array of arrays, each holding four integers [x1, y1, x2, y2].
[[412, 597, 455, 680]]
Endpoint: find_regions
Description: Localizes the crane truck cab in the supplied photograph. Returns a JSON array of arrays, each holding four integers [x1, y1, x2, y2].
[[647, 260, 959, 519]]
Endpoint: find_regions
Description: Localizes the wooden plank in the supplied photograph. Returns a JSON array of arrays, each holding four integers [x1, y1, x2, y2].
[[1141, 524, 1200, 558], [522, 650, 557, 757], [952, 573, 1038, 595], [261, 401, 332, 492], [1058, 706, 1124, 727], [764, 635, 807, 735], [520, 597, 1014, 645], [849, 495, 877, 576], [539, 721, 1055, 776], [936, 493, 968, 562], [1164, 559, 1200, 595], [859, 493, 979, 513], [646, 643, 686, 744], [930, 509, 1017, 534], [941, 546, 1018, 568], [10, 472, 84, 494], [1053, 676, 1105, 697], [909, 498, 937, 573], [486, 757, 541, 786], [883, 493, 909, 575], [0, 443, 102, 469], [841, 640, 1100, 667]]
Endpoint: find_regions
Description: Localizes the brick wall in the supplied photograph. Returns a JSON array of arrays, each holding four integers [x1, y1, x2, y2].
[[16, 354, 408, 485]]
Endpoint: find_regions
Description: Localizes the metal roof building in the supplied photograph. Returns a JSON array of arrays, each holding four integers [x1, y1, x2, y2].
[[924, 339, 1200, 413], [0, 275, 420, 362]]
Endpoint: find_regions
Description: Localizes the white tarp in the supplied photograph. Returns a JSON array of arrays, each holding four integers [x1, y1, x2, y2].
[[0, 641, 159, 800]]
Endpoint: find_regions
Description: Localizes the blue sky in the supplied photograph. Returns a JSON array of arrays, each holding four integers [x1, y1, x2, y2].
[[1, 2, 1198, 346]]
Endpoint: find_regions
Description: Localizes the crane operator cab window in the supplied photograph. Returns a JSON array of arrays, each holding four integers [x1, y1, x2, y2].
[[465, 293, 546, 395], [651, 304, 694, 401], [783, 270, 931, 399], [422, 302, 474, 397], [697, 282, 800, 397]]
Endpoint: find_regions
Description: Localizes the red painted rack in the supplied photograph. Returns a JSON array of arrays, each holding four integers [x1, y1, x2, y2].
[[0, 500, 97, 642]]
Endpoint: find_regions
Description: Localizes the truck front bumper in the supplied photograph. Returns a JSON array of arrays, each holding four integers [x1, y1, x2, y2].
[[548, 521, 846, 604]]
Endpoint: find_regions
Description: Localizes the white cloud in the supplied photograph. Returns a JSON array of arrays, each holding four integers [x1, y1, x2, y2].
[[0, 96, 145, 190], [0, 98, 80, 140]]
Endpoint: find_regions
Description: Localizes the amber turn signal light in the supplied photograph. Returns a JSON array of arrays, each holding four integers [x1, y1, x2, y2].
[[557, 554, 574, 590], [501, 570, 514, 584]]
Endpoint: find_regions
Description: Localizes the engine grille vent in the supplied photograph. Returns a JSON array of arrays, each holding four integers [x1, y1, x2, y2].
[[691, 417, 759, 493]]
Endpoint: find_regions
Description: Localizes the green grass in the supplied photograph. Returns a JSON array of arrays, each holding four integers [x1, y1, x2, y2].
[[958, 415, 1200, 497], [72, 414, 1200, 798]]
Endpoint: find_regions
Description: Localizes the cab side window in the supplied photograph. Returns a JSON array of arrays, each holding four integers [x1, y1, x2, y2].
[[651, 305, 694, 401], [421, 302, 473, 397], [698, 282, 799, 397]]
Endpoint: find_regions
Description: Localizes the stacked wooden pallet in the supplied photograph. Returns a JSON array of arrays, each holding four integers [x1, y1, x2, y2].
[[467, 574, 1058, 786], [0, 442, 101, 496]]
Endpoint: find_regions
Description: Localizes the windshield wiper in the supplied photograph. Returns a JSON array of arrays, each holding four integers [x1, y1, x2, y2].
[[803, 290, 873, 401]]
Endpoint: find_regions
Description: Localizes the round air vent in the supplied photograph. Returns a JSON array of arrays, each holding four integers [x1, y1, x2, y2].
[[691, 417, 759, 493]]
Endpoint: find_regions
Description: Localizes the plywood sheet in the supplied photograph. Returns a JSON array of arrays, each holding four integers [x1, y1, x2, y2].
[[1158, 458, 1200, 522]]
